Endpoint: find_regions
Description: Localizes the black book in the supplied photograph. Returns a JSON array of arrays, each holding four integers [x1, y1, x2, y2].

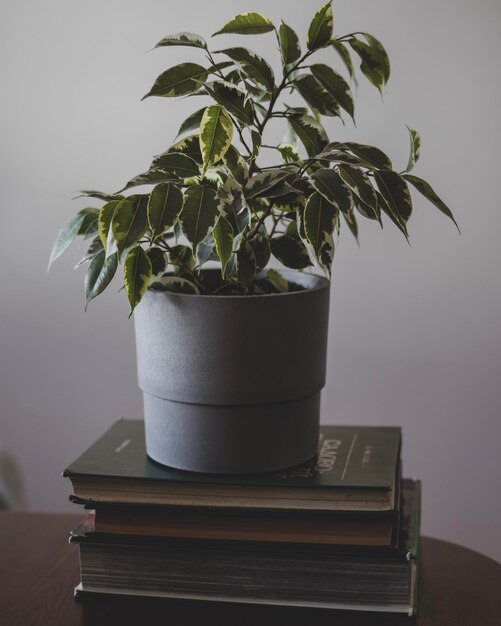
[[72, 479, 420, 615], [64, 419, 401, 512]]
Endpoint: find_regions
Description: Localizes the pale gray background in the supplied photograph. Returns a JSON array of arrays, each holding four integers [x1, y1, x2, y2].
[[1, 0, 500, 560]]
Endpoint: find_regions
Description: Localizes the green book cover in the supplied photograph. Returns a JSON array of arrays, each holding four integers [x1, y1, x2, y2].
[[64, 419, 401, 490]]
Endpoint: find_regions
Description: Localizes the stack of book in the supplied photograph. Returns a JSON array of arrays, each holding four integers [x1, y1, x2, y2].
[[64, 419, 421, 616]]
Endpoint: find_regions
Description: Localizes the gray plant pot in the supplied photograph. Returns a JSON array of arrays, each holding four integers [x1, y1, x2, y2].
[[134, 269, 330, 474]]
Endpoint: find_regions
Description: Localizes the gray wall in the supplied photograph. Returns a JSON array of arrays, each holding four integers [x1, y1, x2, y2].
[[1, 0, 500, 561]]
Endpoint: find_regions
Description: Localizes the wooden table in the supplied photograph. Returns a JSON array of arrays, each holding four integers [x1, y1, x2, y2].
[[0, 512, 499, 625]]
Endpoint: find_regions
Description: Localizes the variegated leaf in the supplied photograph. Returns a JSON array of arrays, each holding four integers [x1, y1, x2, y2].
[[403, 174, 459, 232], [112, 195, 149, 255], [142, 63, 208, 99], [343, 210, 359, 243], [76, 190, 123, 203], [310, 168, 352, 213], [374, 170, 412, 223], [154, 32, 207, 49], [342, 142, 392, 170], [150, 152, 200, 178], [307, 1, 333, 51], [288, 114, 328, 157], [119, 169, 178, 193], [250, 231, 271, 269], [405, 126, 421, 173], [146, 247, 167, 276], [266, 268, 288, 293], [349, 33, 390, 93], [223, 145, 249, 184], [310, 64, 354, 120], [124, 246, 152, 315], [304, 191, 338, 263], [176, 108, 206, 138], [199, 105, 233, 173], [153, 276, 199, 294], [85, 249, 118, 308], [147, 183, 184, 241], [294, 74, 340, 117], [337, 165, 378, 218], [213, 12, 274, 36], [330, 40, 357, 83], [48, 208, 98, 269], [98, 199, 121, 248], [236, 240, 256, 288], [167, 134, 203, 164], [215, 48, 274, 90], [277, 143, 301, 164], [270, 235, 312, 269], [179, 185, 220, 250], [244, 168, 293, 198], [213, 215, 234, 277], [279, 22, 301, 67], [74, 236, 103, 268], [204, 81, 254, 126]]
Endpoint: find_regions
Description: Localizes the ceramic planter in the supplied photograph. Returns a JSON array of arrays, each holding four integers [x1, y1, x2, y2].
[[134, 269, 330, 473]]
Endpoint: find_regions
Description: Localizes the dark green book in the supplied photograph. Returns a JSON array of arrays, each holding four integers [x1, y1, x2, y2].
[[64, 419, 401, 512], [72, 479, 420, 615]]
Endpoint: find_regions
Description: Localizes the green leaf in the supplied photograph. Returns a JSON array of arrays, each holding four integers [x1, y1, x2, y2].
[[349, 34, 390, 92], [146, 247, 166, 276], [77, 211, 100, 239], [199, 105, 233, 173], [147, 183, 184, 241], [179, 185, 220, 250], [377, 190, 408, 239], [310, 64, 354, 120], [176, 107, 206, 138], [342, 142, 392, 170], [168, 244, 195, 272], [214, 12, 274, 36], [124, 246, 152, 316], [167, 134, 203, 164], [403, 174, 459, 232], [153, 276, 199, 294], [213, 215, 234, 277], [154, 32, 207, 49], [236, 240, 256, 288], [288, 114, 328, 157], [204, 81, 254, 126], [330, 40, 356, 83], [374, 170, 412, 224], [270, 235, 312, 269], [307, 2, 333, 51], [150, 151, 200, 178], [49, 208, 97, 269], [84, 249, 118, 308], [405, 126, 421, 173], [142, 63, 208, 99], [248, 130, 262, 161], [197, 234, 214, 266], [244, 168, 293, 199], [337, 165, 378, 218], [279, 22, 301, 67], [112, 195, 149, 256], [294, 74, 340, 117], [310, 168, 352, 213], [303, 192, 338, 268], [98, 199, 121, 248], [266, 268, 288, 293], [215, 48, 275, 90]]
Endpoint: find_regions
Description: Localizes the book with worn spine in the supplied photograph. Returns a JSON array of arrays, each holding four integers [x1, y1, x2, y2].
[[64, 419, 401, 512], [71, 479, 420, 615]]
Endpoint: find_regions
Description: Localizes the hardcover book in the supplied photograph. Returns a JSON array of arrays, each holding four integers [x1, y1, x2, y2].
[[72, 479, 420, 615], [64, 419, 401, 512]]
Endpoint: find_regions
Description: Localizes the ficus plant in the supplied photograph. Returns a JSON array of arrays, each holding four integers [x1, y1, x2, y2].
[[50, 1, 457, 314]]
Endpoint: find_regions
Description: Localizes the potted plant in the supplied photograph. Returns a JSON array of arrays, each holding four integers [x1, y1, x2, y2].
[[50, 2, 457, 474]]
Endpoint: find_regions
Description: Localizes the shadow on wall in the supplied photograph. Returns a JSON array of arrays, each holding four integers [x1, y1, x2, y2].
[[0, 442, 27, 510]]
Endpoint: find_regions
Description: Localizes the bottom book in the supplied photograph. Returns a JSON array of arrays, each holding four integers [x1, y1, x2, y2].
[[72, 479, 420, 616]]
